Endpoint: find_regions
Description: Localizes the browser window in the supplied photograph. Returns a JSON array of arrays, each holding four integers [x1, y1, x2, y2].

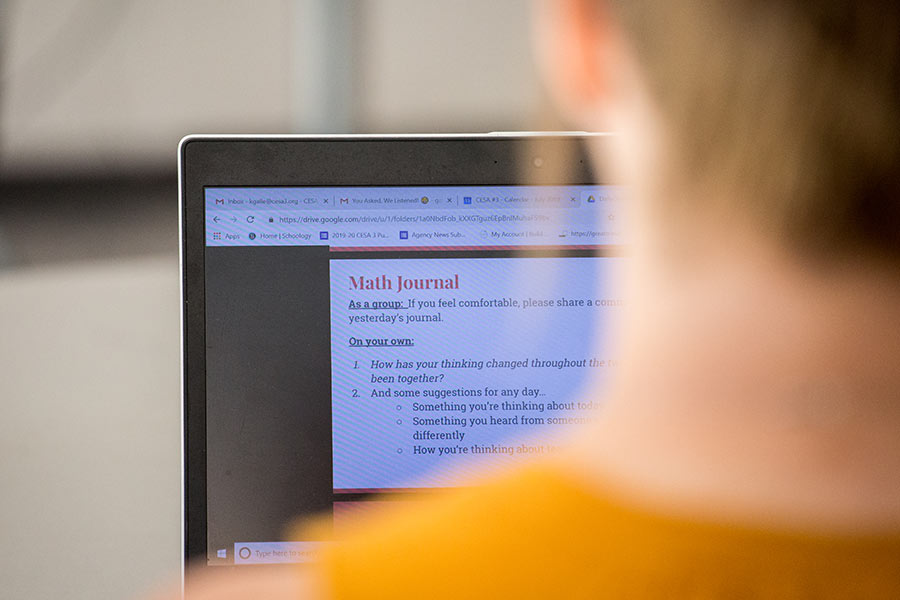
[[204, 185, 624, 565]]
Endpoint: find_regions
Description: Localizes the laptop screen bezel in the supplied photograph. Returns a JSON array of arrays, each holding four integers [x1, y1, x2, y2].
[[179, 134, 603, 567]]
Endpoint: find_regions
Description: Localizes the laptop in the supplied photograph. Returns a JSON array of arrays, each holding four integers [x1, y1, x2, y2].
[[179, 133, 624, 570]]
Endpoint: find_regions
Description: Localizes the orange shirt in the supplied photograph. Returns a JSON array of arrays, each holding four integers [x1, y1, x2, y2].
[[307, 465, 900, 599]]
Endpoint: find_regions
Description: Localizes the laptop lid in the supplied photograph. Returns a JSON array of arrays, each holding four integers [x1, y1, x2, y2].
[[180, 134, 623, 569]]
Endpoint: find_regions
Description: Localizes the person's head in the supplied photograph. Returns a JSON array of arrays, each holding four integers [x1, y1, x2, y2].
[[536, 0, 900, 266]]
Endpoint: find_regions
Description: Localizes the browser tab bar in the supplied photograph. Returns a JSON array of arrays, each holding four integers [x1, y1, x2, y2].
[[205, 185, 623, 249]]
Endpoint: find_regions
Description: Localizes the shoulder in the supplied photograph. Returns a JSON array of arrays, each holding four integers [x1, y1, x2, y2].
[[313, 462, 900, 600], [315, 464, 607, 600]]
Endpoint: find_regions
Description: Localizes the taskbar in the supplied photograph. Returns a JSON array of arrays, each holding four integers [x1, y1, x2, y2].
[[211, 541, 326, 565]]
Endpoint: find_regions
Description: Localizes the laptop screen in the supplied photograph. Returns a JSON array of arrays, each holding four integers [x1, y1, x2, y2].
[[203, 184, 624, 565]]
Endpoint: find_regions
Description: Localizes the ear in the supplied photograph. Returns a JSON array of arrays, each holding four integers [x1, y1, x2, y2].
[[532, 0, 626, 131]]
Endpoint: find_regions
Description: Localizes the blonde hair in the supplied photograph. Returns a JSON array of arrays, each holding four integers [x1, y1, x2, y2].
[[607, 1, 900, 259]]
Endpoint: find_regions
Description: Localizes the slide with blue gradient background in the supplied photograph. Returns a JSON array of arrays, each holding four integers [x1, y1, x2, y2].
[[330, 256, 623, 491]]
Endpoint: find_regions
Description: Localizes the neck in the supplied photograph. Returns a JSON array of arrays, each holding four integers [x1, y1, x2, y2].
[[579, 231, 900, 531]]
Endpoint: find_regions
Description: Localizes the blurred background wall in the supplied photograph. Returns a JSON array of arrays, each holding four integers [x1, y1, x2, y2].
[[0, 1, 544, 598]]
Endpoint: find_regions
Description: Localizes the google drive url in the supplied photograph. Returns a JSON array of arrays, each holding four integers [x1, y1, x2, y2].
[[277, 214, 553, 225]]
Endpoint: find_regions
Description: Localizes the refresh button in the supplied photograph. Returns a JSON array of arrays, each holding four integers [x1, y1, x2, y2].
[[246, 215, 255, 223]]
